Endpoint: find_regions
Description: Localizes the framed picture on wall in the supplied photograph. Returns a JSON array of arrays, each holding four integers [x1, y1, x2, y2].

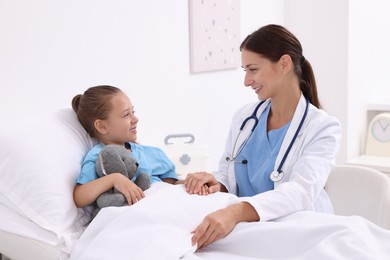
[[189, 0, 240, 73]]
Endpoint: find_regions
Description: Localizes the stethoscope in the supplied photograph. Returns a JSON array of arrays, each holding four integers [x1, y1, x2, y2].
[[226, 98, 310, 182]]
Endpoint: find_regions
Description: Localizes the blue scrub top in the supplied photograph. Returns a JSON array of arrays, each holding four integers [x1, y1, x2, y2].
[[76, 142, 178, 185], [235, 104, 290, 197]]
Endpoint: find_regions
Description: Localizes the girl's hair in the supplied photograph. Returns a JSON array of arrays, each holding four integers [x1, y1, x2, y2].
[[72, 85, 122, 138], [240, 24, 321, 109]]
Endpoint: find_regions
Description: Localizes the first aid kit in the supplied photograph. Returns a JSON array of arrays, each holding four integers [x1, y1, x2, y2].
[[162, 133, 210, 180]]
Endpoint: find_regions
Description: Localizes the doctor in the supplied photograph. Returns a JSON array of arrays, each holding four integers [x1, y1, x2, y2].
[[184, 24, 341, 249]]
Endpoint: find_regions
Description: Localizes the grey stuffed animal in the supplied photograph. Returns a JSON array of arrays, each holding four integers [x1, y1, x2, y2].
[[92, 144, 150, 218]]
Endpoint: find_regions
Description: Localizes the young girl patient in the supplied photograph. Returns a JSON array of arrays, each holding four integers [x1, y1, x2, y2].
[[72, 85, 182, 209]]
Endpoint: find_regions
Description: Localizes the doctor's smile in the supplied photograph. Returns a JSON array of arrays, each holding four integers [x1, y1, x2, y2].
[[252, 85, 263, 94]]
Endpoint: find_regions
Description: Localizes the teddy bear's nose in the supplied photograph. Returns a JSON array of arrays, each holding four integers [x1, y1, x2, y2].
[[135, 162, 139, 167]]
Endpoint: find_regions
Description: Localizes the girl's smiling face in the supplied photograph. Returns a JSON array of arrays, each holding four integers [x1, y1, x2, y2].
[[97, 92, 139, 145]]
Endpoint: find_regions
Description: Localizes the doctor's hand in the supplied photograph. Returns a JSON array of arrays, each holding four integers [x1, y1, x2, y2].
[[192, 202, 260, 250], [191, 205, 238, 250], [184, 172, 224, 195]]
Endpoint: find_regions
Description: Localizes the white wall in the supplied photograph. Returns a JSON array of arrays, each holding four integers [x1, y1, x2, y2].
[[284, 0, 390, 163], [0, 0, 284, 170], [284, 0, 349, 164], [4, 0, 385, 169], [348, 0, 390, 158]]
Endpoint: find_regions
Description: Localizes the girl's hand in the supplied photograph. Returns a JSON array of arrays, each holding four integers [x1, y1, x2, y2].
[[174, 178, 210, 195], [184, 172, 221, 195], [113, 173, 145, 205], [197, 184, 210, 196]]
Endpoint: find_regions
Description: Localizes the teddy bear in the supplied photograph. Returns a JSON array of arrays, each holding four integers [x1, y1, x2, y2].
[[92, 144, 150, 218]]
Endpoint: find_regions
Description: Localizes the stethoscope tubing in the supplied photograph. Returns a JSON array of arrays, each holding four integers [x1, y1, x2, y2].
[[276, 98, 309, 174], [228, 100, 266, 162], [228, 98, 310, 182]]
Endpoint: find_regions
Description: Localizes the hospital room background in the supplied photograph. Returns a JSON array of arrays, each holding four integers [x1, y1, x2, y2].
[[0, 0, 389, 173]]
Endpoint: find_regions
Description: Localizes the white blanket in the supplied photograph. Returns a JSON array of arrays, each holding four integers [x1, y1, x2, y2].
[[70, 183, 390, 260]]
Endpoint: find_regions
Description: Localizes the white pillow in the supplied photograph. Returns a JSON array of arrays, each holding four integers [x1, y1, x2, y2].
[[0, 108, 95, 248]]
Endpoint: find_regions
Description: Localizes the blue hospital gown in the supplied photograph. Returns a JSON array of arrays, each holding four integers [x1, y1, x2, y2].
[[76, 142, 178, 185]]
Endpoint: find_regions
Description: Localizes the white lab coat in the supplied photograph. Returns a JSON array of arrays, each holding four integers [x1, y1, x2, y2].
[[214, 94, 341, 222]]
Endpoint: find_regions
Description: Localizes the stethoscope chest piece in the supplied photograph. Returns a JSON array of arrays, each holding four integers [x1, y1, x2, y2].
[[270, 171, 283, 182], [230, 97, 310, 183]]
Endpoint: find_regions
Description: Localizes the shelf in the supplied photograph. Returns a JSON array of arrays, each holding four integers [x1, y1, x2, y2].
[[367, 98, 390, 111], [348, 155, 390, 175]]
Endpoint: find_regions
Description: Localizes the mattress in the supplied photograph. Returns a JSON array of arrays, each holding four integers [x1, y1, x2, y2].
[[0, 229, 61, 260]]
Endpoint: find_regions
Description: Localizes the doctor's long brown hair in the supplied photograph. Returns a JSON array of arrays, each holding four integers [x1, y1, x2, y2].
[[240, 24, 321, 109]]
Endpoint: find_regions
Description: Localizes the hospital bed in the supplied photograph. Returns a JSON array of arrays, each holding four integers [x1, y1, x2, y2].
[[1, 109, 390, 260]]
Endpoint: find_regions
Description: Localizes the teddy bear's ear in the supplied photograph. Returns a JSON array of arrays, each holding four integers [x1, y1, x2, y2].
[[96, 152, 107, 177]]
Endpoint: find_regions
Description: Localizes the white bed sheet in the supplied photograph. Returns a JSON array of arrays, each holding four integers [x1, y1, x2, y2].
[[70, 183, 390, 260]]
